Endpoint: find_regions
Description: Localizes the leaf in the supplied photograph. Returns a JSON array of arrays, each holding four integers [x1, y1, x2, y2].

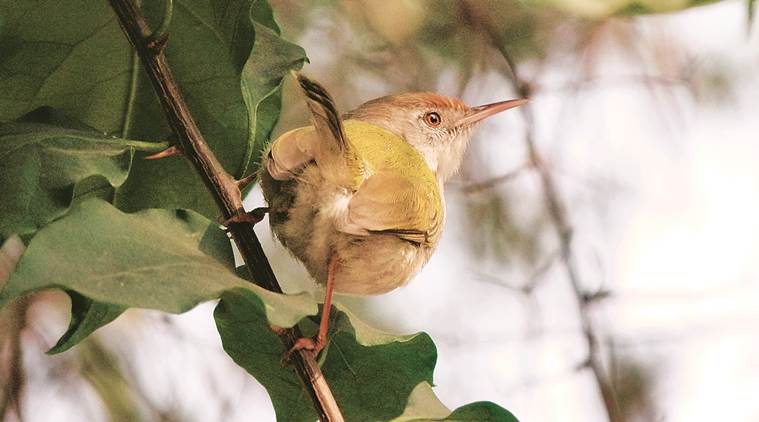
[[444, 402, 519, 422], [322, 314, 436, 421], [4, 200, 518, 420], [216, 296, 437, 422], [0, 0, 127, 127], [112, 0, 258, 216], [242, 17, 307, 175], [214, 289, 317, 422], [0, 199, 317, 349], [392, 382, 452, 421], [392, 383, 520, 422], [0, 121, 166, 238], [47, 292, 126, 354], [0, 0, 305, 218]]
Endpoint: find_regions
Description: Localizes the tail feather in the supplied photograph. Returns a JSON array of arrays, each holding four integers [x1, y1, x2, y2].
[[295, 73, 365, 190], [297, 74, 347, 152]]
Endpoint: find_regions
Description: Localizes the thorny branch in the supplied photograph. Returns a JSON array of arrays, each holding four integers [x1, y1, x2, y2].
[[464, 6, 624, 422], [106, 1, 343, 420]]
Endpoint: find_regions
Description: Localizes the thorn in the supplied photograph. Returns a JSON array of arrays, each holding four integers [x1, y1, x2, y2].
[[219, 207, 269, 227], [145, 145, 181, 160], [281, 337, 319, 366], [145, 0, 172, 54], [236, 173, 258, 190], [146, 34, 168, 53]]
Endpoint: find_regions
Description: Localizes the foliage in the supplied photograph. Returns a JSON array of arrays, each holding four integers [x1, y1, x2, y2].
[[0, 0, 520, 420]]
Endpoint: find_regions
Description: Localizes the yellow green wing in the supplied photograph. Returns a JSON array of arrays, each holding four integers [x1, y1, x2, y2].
[[346, 170, 443, 246]]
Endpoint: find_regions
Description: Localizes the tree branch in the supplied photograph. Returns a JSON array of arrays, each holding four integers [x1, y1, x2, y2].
[[501, 50, 624, 422], [106, 1, 343, 420], [457, 163, 532, 194], [463, 5, 624, 420], [0, 297, 28, 422]]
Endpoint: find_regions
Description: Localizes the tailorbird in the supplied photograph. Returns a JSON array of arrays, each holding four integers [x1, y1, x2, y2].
[[235, 74, 526, 354]]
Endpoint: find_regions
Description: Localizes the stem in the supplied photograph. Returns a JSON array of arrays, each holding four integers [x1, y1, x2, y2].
[[499, 43, 624, 422], [461, 3, 624, 420], [121, 50, 139, 139], [106, 1, 343, 420], [0, 297, 29, 421]]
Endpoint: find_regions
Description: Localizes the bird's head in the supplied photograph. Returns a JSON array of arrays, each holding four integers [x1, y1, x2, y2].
[[345, 92, 527, 182]]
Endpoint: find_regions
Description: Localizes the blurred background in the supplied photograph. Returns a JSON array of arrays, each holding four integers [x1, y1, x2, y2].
[[3, 0, 759, 421]]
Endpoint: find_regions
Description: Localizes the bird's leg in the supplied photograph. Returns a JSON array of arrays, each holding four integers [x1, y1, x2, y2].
[[220, 207, 269, 227], [288, 255, 338, 357]]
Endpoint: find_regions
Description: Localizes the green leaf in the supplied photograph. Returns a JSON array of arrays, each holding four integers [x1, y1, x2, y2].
[[3, 199, 517, 420], [0, 0, 305, 218], [216, 296, 437, 422], [214, 289, 317, 422], [0, 199, 316, 338], [242, 17, 307, 175], [444, 402, 519, 422], [112, 0, 258, 216], [323, 314, 436, 421], [392, 383, 520, 422], [392, 382, 452, 422], [0, 1, 127, 127], [47, 292, 126, 354], [0, 121, 165, 238]]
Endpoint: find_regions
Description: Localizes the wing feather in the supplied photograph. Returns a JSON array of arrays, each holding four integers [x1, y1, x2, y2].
[[343, 170, 442, 246], [266, 127, 317, 180]]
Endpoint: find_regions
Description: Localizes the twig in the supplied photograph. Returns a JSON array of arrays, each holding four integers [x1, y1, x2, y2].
[[106, 1, 343, 420], [458, 163, 532, 194], [467, 8, 624, 422], [0, 297, 29, 422], [506, 51, 623, 422], [533, 74, 691, 94]]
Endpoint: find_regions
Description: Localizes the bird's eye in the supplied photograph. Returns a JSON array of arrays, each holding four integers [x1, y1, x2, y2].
[[423, 112, 442, 128]]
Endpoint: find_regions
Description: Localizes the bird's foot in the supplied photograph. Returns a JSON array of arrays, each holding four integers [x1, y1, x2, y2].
[[219, 207, 269, 227]]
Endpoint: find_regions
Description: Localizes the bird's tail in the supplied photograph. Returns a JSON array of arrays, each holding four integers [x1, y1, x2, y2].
[[295, 73, 364, 190], [296, 73, 347, 152]]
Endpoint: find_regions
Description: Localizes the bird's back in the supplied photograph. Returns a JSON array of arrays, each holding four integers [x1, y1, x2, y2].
[[263, 119, 443, 245], [341, 119, 443, 245]]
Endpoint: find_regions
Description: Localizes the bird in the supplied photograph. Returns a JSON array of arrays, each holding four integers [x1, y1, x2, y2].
[[231, 73, 526, 355]]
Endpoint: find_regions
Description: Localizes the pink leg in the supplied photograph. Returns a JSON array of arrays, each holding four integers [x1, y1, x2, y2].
[[288, 255, 338, 356]]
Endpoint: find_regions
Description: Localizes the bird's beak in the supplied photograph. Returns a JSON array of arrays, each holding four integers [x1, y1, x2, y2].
[[456, 99, 528, 127]]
